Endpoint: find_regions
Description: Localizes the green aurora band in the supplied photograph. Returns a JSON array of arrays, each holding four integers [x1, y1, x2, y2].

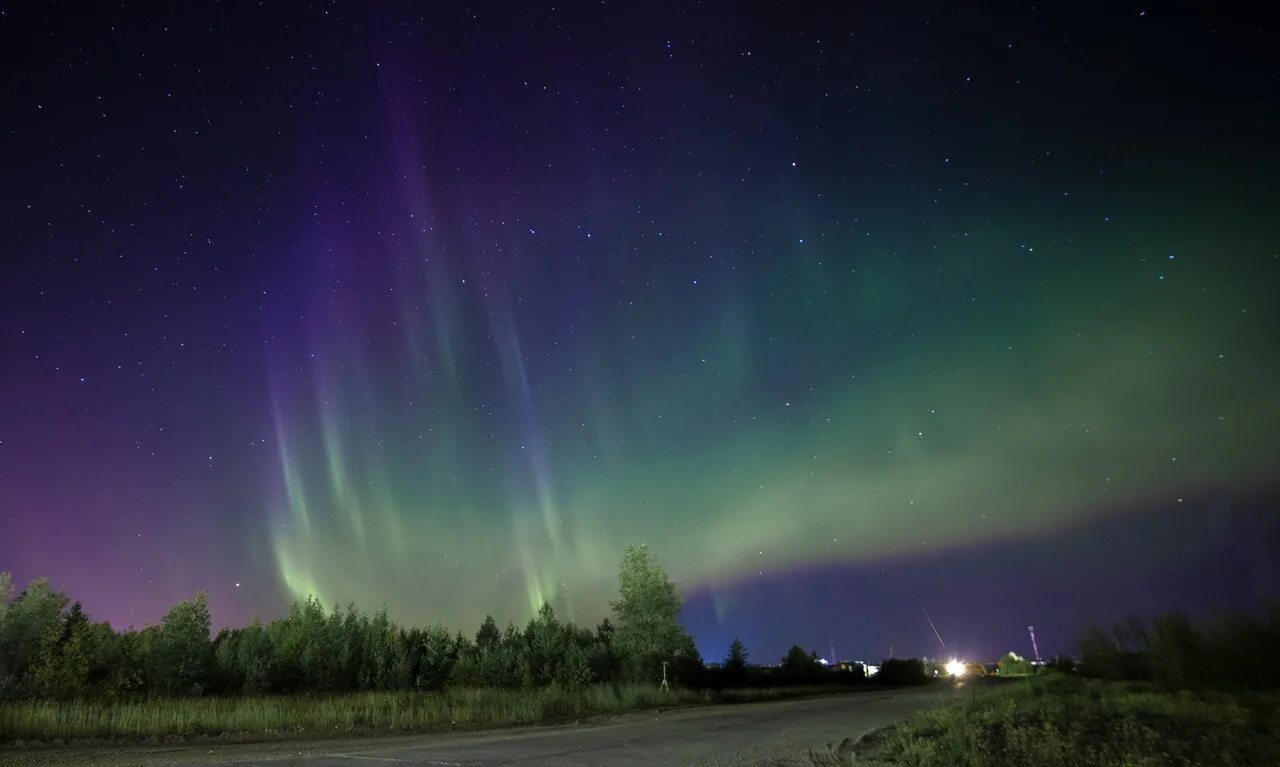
[[266, 208, 1279, 630]]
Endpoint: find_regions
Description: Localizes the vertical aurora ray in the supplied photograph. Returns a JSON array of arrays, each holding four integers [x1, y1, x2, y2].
[[271, 403, 311, 536], [484, 287, 570, 613], [319, 398, 365, 544]]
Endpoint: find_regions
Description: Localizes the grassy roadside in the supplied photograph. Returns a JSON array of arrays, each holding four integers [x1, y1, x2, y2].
[[805, 674, 1280, 766], [0, 683, 862, 747]]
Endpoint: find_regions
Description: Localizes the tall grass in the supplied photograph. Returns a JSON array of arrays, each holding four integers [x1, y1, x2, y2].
[[0, 684, 698, 743], [0, 683, 842, 744], [836, 674, 1280, 767]]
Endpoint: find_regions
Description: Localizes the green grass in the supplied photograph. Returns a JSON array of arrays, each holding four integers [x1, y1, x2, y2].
[[0, 684, 848, 745], [827, 674, 1280, 767]]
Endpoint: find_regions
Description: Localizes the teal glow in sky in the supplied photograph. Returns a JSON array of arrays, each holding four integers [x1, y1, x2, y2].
[[265, 206, 1279, 631]]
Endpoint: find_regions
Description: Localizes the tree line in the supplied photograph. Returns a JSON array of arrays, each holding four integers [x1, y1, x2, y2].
[[0, 546, 705, 700], [1072, 602, 1280, 690], [0, 545, 866, 701]]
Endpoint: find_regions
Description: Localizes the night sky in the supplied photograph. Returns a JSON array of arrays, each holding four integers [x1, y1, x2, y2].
[[2, 2, 1278, 664]]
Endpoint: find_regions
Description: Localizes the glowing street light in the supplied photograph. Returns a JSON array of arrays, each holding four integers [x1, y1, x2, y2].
[[945, 659, 966, 677]]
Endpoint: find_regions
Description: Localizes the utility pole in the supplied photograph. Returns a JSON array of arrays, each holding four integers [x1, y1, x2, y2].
[[1027, 625, 1041, 665], [659, 661, 670, 693]]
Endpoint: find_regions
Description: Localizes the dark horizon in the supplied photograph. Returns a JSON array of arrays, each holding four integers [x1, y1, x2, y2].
[[3, 1, 1278, 666]]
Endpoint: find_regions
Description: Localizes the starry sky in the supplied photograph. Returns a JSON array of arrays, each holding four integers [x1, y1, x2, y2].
[[2, 2, 1278, 663]]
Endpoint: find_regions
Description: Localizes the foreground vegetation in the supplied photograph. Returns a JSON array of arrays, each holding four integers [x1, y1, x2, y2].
[[840, 674, 1280, 767], [0, 678, 877, 745], [0, 683, 855, 744], [4, 684, 666, 743]]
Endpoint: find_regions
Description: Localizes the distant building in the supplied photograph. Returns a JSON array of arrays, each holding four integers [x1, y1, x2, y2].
[[836, 660, 879, 677]]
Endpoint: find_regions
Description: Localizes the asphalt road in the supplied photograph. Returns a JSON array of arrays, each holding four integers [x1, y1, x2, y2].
[[195, 688, 945, 767]]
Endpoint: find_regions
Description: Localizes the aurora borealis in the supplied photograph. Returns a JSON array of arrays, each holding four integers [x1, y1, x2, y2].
[[2, 2, 1278, 662]]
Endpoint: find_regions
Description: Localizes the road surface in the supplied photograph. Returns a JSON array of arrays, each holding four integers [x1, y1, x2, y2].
[[216, 688, 943, 766], [2, 688, 950, 767]]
